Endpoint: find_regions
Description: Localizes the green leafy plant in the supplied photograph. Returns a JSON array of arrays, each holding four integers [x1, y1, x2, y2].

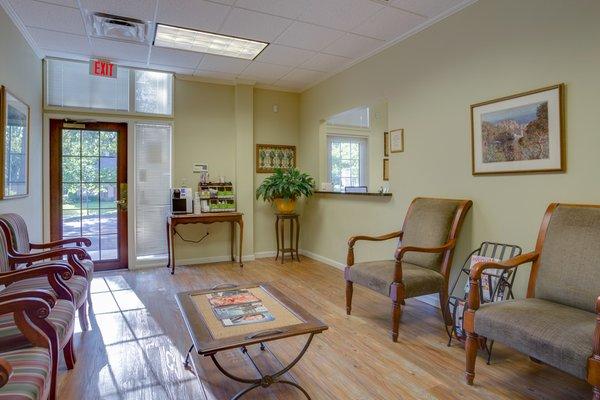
[[256, 168, 315, 202]]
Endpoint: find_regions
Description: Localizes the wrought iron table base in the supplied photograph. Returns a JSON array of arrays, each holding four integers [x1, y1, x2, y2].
[[184, 333, 314, 400]]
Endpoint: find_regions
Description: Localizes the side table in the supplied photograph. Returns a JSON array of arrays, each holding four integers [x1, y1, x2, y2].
[[275, 213, 300, 263]]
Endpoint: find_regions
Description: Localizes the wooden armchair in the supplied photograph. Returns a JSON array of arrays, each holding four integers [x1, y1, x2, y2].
[[0, 214, 93, 281], [464, 204, 600, 399], [0, 290, 59, 400], [345, 197, 472, 342], [0, 222, 90, 331]]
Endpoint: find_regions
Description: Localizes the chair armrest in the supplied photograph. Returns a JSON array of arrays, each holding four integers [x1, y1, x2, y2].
[[30, 237, 92, 250], [0, 263, 74, 302], [347, 231, 403, 266], [0, 357, 13, 388], [395, 239, 456, 262], [0, 297, 54, 349], [0, 289, 56, 308], [10, 247, 88, 265]]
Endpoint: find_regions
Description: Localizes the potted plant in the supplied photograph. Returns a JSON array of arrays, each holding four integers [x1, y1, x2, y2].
[[256, 168, 315, 214]]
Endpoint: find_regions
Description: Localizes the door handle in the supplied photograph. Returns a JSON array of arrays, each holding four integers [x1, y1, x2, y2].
[[117, 183, 128, 210]]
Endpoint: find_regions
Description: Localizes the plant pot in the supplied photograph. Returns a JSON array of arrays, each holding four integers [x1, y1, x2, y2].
[[273, 198, 296, 214]]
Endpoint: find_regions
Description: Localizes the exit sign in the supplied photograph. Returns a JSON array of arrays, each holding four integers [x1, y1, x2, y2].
[[89, 59, 117, 78]]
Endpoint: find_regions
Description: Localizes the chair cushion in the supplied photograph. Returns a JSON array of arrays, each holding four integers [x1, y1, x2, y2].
[[0, 299, 75, 350], [0, 347, 51, 400], [475, 298, 595, 379], [5, 275, 88, 308], [346, 260, 445, 299], [400, 198, 462, 271], [535, 205, 600, 313], [79, 259, 94, 281]]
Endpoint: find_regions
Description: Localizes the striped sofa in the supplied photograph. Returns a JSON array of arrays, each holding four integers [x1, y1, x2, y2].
[[0, 215, 92, 331]]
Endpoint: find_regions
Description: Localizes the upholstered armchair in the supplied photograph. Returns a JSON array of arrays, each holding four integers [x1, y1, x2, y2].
[[345, 197, 472, 342], [0, 214, 94, 281], [464, 204, 600, 399]]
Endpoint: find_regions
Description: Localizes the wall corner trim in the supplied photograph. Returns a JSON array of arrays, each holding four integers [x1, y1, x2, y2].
[[0, 0, 44, 59]]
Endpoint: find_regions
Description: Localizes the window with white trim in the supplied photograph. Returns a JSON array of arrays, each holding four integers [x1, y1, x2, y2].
[[327, 135, 367, 191]]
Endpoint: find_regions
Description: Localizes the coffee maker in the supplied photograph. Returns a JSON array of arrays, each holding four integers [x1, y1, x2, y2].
[[170, 188, 193, 214]]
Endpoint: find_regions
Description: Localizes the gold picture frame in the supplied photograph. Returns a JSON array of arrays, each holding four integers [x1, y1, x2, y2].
[[470, 84, 565, 175], [383, 159, 389, 181], [256, 144, 296, 173], [0, 86, 29, 199], [384, 131, 389, 157], [390, 129, 404, 153]]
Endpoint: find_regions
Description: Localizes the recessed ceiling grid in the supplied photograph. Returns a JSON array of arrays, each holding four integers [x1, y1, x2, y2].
[[0, 0, 477, 92]]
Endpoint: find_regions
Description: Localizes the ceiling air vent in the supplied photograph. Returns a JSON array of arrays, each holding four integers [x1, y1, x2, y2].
[[90, 12, 148, 43]]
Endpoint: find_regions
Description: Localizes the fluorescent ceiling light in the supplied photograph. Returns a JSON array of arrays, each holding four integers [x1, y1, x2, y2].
[[154, 24, 268, 60]]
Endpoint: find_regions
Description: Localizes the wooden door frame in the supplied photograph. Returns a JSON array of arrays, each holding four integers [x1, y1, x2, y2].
[[49, 119, 128, 271]]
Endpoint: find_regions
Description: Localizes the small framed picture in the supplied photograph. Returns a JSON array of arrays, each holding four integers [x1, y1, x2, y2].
[[0, 86, 29, 199], [471, 84, 565, 175], [390, 129, 404, 153], [383, 159, 389, 181], [384, 131, 389, 157]]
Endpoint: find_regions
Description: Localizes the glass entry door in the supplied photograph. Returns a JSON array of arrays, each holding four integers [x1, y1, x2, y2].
[[50, 120, 128, 270]]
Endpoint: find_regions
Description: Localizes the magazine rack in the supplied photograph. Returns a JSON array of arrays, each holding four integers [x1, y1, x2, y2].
[[446, 241, 522, 364]]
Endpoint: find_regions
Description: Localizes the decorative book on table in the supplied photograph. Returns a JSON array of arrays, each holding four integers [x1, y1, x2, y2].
[[207, 289, 275, 327]]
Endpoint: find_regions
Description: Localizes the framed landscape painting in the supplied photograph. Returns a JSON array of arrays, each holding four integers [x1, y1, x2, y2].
[[471, 84, 564, 175], [0, 86, 29, 199]]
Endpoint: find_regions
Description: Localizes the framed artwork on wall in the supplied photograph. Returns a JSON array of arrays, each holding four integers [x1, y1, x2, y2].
[[471, 84, 565, 175], [0, 86, 29, 199], [390, 129, 404, 153], [384, 131, 389, 157], [383, 159, 389, 181], [256, 144, 296, 173]]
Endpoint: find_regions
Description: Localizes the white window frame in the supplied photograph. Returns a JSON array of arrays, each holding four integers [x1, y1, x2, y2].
[[326, 133, 368, 190], [43, 57, 175, 118]]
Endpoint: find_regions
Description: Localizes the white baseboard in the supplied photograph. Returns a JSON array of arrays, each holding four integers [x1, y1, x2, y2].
[[254, 251, 277, 258], [131, 254, 255, 270], [299, 249, 345, 270]]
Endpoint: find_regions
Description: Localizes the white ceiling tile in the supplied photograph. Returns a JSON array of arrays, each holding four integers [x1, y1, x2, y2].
[[197, 54, 251, 74], [193, 69, 237, 81], [323, 33, 384, 59], [273, 80, 306, 91], [298, 0, 383, 31], [301, 53, 351, 72], [391, 0, 464, 17], [219, 8, 291, 43], [28, 27, 90, 53], [255, 45, 315, 67], [280, 68, 326, 84], [234, 0, 309, 19], [80, 0, 158, 22], [152, 64, 196, 75], [238, 62, 292, 84], [353, 6, 425, 41], [157, 0, 230, 32], [210, 0, 235, 5], [275, 22, 343, 52], [38, 0, 76, 7], [9, 0, 86, 35], [149, 47, 203, 69], [91, 38, 149, 63]]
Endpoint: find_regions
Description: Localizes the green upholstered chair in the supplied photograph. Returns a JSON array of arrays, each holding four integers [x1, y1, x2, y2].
[[464, 204, 600, 399], [345, 197, 473, 342], [0, 217, 90, 331]]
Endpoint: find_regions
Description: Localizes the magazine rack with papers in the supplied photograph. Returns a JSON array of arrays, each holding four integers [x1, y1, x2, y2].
[[446, 241, 522, 364]]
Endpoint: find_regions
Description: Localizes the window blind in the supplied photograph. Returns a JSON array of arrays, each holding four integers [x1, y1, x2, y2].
[[135, 123, 172, 258], [46, 59, 130, 111]]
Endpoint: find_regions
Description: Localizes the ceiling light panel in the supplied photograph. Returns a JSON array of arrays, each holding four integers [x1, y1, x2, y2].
[[154, 24, 268, 60]]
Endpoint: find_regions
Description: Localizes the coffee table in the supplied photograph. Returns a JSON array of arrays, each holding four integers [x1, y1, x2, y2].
[[175, 283, 328, 399]]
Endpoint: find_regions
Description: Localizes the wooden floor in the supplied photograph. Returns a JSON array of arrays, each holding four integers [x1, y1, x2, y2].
[[58, 257, 591, 400]]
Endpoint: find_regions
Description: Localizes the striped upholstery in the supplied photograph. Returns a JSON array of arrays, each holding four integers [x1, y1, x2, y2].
[[4, 275, 88, 308], [0, 347, 51, 400], [0, 300, 75, 350], [0, 214, 30, 254], [0, 231, 11, 274], [79, 259, 94, 281]]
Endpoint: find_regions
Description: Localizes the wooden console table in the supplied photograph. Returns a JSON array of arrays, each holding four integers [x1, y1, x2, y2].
[[166, 212, 244, 274]]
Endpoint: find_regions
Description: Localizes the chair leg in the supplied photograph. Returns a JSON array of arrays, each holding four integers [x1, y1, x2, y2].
[[593, 387, 600, 400], [345, 281, 353, 315], [78, 300, 89, 331], [439, 290, 453, 326], [49, 354, 58, 400], [64, 337, 76, 370], [391, 300, 402, 342], [465, 332, 479, 385]]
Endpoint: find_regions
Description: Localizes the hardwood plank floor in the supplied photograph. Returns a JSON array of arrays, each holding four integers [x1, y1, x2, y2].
[[58, 257, 591, 399]]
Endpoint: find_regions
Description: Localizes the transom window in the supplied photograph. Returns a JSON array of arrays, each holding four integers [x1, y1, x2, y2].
[[327, 135, 367, 190]]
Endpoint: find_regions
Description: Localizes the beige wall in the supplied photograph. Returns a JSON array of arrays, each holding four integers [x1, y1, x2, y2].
[[298, 0, 600, 296], [253, 88, 299, 254], [0, 7, 43, 240], [171, 80, 300, 262]]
